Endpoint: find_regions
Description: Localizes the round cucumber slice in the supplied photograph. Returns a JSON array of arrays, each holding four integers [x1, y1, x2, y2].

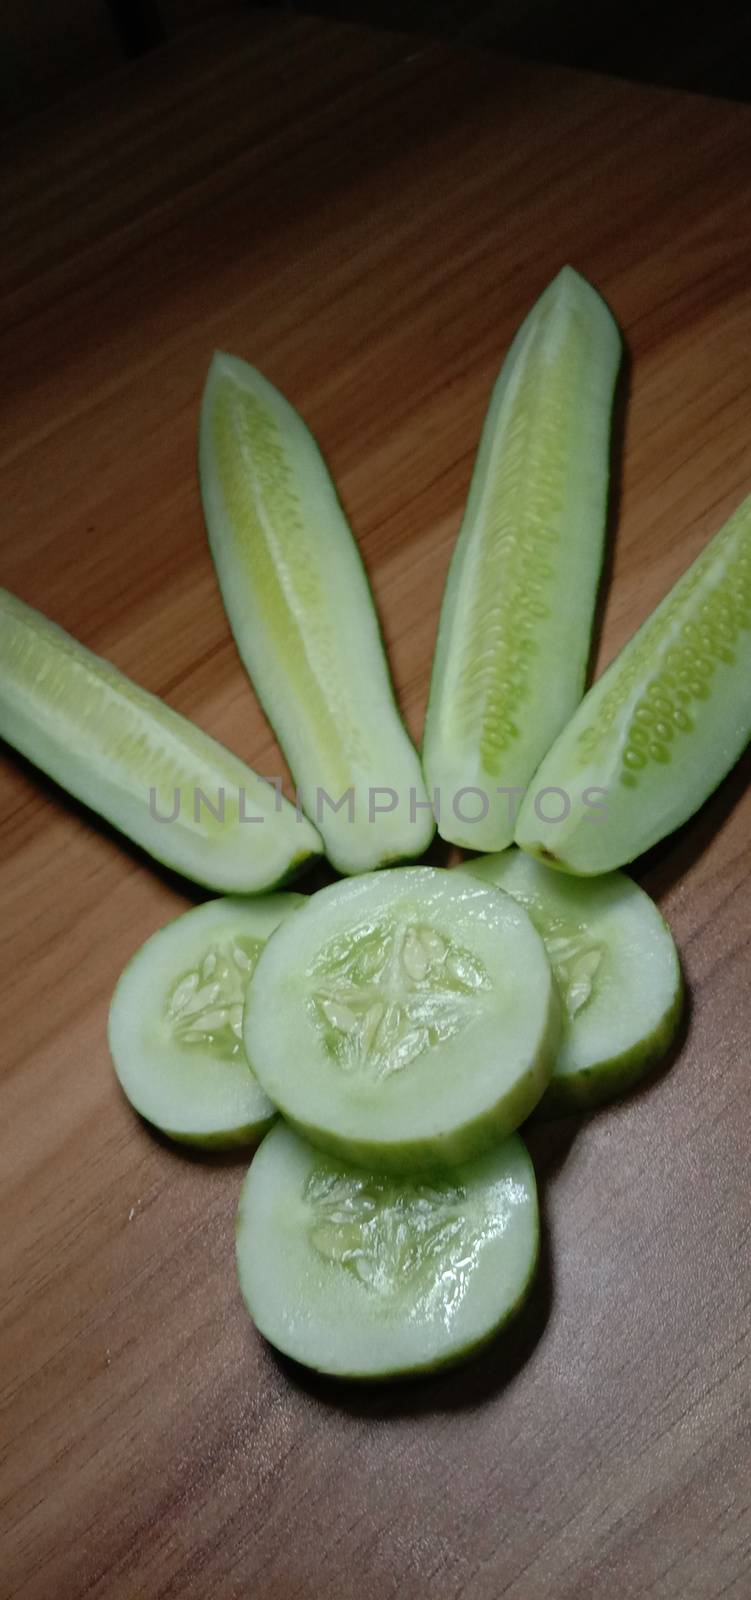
[[423, 266, 621, 852], [460, 850, 683, 1112], [109, 893, 303, 1147], [0, 588, 322, 892], [236, 1122, 539, 1378], [199, 353, 435, 875], [515, 492, 751, 873], [244, 866, 559, 1171]]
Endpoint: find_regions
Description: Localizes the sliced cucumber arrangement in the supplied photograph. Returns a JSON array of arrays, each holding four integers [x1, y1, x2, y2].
[[109, 894, 303, 1146], [515, 492, 751, 873], [17, 267, 742, 1389], [236, 1122, 539, 1378], [423, 267, 621, 852], [244, 866, 559, 1171], [199, 353, 435, 875], [0, 589, 321, 892], [461, 849, 682, 1111]]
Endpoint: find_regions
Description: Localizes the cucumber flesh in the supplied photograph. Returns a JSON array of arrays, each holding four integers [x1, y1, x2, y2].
[[515, 493, 751, 873], [0, 589, 322, 892], [423, 266, 621, 851], [199, 353, 435, 875], [461, 849, 682, 1111], [108, 894, 303, 1146], [244, 866, 559, 1172], [236, 1122, 539, 1378]]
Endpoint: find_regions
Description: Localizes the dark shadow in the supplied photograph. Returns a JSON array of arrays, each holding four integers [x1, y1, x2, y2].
[[105, 0, 165, 57], [417, 832, 463, 870], [585, 337, 632, 691], [618, 981, 692, 1107], [143, 1117, 262, 1168], [634, 743, 751, 903], [268, 1118, 580, 1417]]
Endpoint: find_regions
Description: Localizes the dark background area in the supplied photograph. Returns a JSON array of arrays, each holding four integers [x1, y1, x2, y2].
[[3, 0, 751, 128]]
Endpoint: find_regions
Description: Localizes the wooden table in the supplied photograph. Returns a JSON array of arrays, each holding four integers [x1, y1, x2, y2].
[[2, 14, 750, 1598]]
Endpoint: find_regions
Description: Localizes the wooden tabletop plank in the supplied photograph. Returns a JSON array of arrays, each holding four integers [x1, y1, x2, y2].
[[1, 14, 750, 1599]]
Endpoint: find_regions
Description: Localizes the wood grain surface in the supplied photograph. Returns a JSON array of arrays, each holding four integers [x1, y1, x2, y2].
[[2, 13, 750, 1599]]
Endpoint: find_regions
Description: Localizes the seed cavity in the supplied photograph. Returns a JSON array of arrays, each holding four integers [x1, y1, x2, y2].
[[513, 895, 604, 1017], [0, 598, 243, 812], [165, 934, 263, 1060], [574, 502, 751, 786], [448, 299, 587, 774], [307, 916, 491, 1079], [212, 378, 371, 779], [305, 1168, 504, 1320]]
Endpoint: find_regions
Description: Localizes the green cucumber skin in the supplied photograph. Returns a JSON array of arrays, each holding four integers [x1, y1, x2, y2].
[[0, 587, 322, 893], [257, 983, 560, 1176], [199, 353, 435, 876], [535, 970, 684, 1116], [515, 493, 751, 874], [235, 1131, 540, 1381], [108, 892, 303, 1148], [423, 266, 621, 852], [458, 850, 683, 1112], [239, 1217, 539, 1384], [155, 1115, 277, 1151]]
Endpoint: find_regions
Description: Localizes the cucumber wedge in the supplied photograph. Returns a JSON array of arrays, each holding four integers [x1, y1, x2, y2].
[[199, 353, 435, 875], [423, 266, 621, 851], [0, 589, 321, 891], [515, 493, 751, 873], [244, 866, 559, 1172], [236, 1123, 539, 1379], [461, 849, 682, 1112], [109, 894, 303, 1146]]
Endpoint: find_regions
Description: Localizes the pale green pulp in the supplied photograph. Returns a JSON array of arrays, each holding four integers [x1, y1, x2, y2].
[[0, 588, 321, 891], [200, 354, 435, 874], [423, 266, 621, 851], [515, 492, 751, 873], [236, 1123, 539, 1377], [165, 935, 264, 1061]]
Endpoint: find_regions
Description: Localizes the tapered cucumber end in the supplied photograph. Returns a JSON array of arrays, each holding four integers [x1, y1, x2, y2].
[[514, 493, 751, 874], [422, 264, 621, 860], [514, 783, 628, 876], [514, 833, 597, 877], [200, 354, 435, 877]]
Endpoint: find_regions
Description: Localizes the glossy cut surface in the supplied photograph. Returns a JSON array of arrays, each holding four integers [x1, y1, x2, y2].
[[244, 866, 559, 1170], [461, 850, 683, 1110], [0, 589, 321, 891], [200, 353, 435, 873], [515, 493, 751, 872], [109, 894, 303, 1145], [236, 1122, 539, 1377], [423, 267, 621, 851]]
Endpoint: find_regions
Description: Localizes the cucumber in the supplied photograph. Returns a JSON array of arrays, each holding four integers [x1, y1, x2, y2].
[[515, 493, 751, 873], [236, 1123, 539, 1378], [108, 894, 303, 1146], [199, 353, 435, 875], [423, 266, 621, 851], [0, 589, 321, 892], [461, 849, 682, 1111], [244, 866, 559, 1172]]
